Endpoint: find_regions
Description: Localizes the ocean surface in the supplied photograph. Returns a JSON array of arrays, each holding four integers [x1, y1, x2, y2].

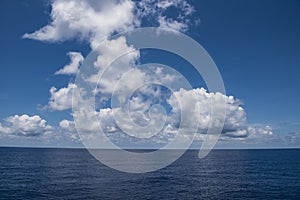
[[0, 148, 299, 200]]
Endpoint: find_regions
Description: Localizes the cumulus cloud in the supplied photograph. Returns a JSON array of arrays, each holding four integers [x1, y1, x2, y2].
[[55, 52, 84, 75], [0, 114, 83, 147], [59, 109, 118, 135], [23, 0, 195, 48], [47, 37, 140, 110], [70, 85, 255, 140], [247, 125, 273, 136], [23, 0, 136, 48], [54, 63, 275, 146], [58, 119, 80, 141], [49, 83, 77, 111], [0, 114, 52, 137], [167, 88, 247, 136], [59, 119, 76, 132], [87, 36, 140, 94]]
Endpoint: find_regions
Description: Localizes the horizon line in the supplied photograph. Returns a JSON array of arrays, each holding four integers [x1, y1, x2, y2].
[[0, 145, 299, 150]]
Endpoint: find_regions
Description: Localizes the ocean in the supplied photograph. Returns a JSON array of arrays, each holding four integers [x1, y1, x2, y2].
[[0, 148, 299, 199]]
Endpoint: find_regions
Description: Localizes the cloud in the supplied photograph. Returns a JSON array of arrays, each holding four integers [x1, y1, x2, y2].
[[0, 114, 82, 147], [59, 119, 75, 132], [23, 0, 136, 49], [0, 114, 52, 137], [247, 125, 273, 136], [55, 52, 84, 75], [69, 84, 260, 143], [135, 0, 194, 31], [87, 36, 140, 94], [158, 16, 188, 32], [49, 83, 77, 111], [47, 37, 141, 111], [58, 119, 80, 141], [55, 63, 275, 146], [284, 131, 300, 144], [167, 88, 248, 137], [23, 0, 195, 49]]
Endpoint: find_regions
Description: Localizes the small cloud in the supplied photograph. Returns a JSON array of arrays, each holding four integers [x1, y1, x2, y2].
[[49, 83, 77, 111], [158, 16, 188, 32], [55, 52, 84, 75]]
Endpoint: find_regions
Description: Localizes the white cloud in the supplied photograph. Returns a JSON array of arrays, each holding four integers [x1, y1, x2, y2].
[[56, 87, 280, 148], [222, 129, 249, 138], [0, 114, 52, 137], [23, 0, 136, 49], [58, 119, 80, 141], [0, 123, 11, 134], [87, 36, 140, 96], [167, 88, 247, 136], [60, 109, 118, 134], [247, 125, 273, 138], [49, 83, 77, 111], [23, 0, 195, 49], [135, 0, 194, 32], [59, 119, 76, 132], [0, 114, 82, 147], [158, 0, 195, 15], [55, 52, 84, 75], [93, 37, 139, 71], [158, 16, 188, 32], [156, 0, 173, 9], [69, 85, 252, 142], [48, 61, 276, 146]]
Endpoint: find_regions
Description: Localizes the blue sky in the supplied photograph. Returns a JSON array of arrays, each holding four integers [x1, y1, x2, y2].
[[0, 0, 300, 148]]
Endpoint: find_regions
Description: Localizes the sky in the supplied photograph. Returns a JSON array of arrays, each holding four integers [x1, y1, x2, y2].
[[0, 0, 300, 148]]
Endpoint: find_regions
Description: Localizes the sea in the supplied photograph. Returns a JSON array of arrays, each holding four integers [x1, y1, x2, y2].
[[0, 147, 299, 199]]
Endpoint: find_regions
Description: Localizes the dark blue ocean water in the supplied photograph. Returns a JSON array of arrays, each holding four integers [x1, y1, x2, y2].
[[0, 148, 299, 200]]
